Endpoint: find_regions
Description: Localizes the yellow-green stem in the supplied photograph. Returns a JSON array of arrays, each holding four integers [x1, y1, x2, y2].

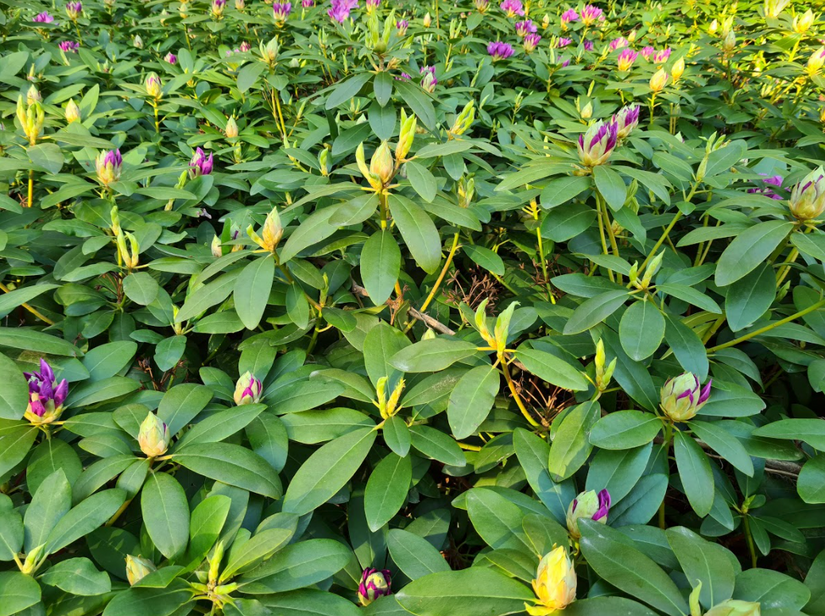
[[501, 359, 540, 428], [404, 233, 460, 333]]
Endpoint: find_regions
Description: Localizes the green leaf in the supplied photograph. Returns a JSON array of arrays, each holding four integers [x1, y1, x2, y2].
[[703, 140, 746, 178], [171, 443, 283, 499], [674, 431, 714, 517], [0, 327, 82, 356], [539, 175, 592, 209], [282, 428, 376, 516], [24, 469, 71, 552], [590, 411, 662, 450], [516, 347, 588, 391], [286, 282, 310, 329], [361, 231, 401, 305], [390, 338, 478, 373], [82, 341, 137, 381], [563, 290, 629, 335], [752, 418, 825, 450], [102, 580, 192, 616], [466, 488, 531, 553], [548, 401, 599, 480], [0, 284, 57, 319], [594, 166, 627, 211], [123, 272, 159, 306], [28, 142, 65, 174], [221, 523, 297, 581], [154, 335, 187, 372], [579, 520, 689, 616], [725, 263, 776, 332], [733, 568, 810, 610], [157, 383, 212, 437], [0, 425, 38, 477], [365, 453, 412, 532], [0, 352, 29, 420], [387, 529, 450, 580], [462, 245, 505, 276], [176, 270, 241, 323], [585, 444, 652, 504], [237, 62, 265, 92], [0, 510, 23, 561], [664, 316, 708, 381], [393, 80, 436, 128], [234, 256, 274, 330], [447, 366, 500, 440], [715, 220, 793, 287], [0, 571, 41, 616], [798, 454, 825, 504], [141, 473, 190, 559], [239, 539, 352, 593], [326, 73, 372, 109], [258, 590, 361, 616], [47, 489, 126, 554], [410, 425, 466, 467], [405, 161, 438, 203], [41, 557, 111, 596], [619, 301, 665, 361], [374, 71, 393, 106], [363, 321, 410, 388], [395, 568, 534, 616], [188, 495, 231, 562], [666, 526, 735, 610], [389, 195, 441, 272], [689, 420, 753, 477]]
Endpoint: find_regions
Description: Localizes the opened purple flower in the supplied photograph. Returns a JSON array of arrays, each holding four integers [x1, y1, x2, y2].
[[609, 36, 628, 51], [165, 52, 177, 64], [499, 0, 524, 17], [748, 174, 784, 200], [33, 11, 54, 22], [523, 33, 541, 53], [577, 119, 618, 167], [561, 8, 578, 27], [358, 569, 391, 606], [273, 2, 292, 24], [488, 41, 514, 60], [396, 19, 408, 35], [555, 37, 572, 48], [515, 19, 536, 37], [327, 0, 351, 22], [65, 2, 82, 19], [59, 40, 80, 52], [580, 4, 603, 25], [566, 489, 611, 539], [189, 147, 214, 179], [25, 359, 68, 424]]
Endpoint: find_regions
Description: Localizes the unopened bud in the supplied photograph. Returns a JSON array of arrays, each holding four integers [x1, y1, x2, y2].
[[396, 108, 417, 162], [126, 555, 156, 585], [450, 100, 475, 136], [138, 413, 170, 457], [225, 116, 239, 139], [65, 98, 81, 123], [234, 371, 262, 405]]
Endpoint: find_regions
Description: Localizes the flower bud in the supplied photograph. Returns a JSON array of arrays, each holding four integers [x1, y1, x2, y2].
[[145, 73, 162, 99], [189, 147, 214, 179], [660, 372, 712, 422], [709, 19, 718, 34], [722, 30, 736, 53], [126, 555, 156, 585], [134, 35, 143, 49], [212, 0, 226, 18], [261, 36, 280, 64], [370, 141, 394, 185], [358, 568, 392, 606], [209, 540, 224, 584], [423, 12, 431, 27], [789, 168, 825, 221], [566, 489, 611, 539], [475, 299, 496, 347], [27, 85, 42, 105], [225, 116, 239, 139], [705, 600, 761, 616], [248, 208, 283, 252], [649, 68, 668, 92], [138, 413, 170, 457], [807, 47, 825, 77], [494, 302, 518, 354], [211, 234, 223, 257], [17, 96, 44, 145], [764, 0, 789, 18], [110, 205, 121, 236], [577, 119, 618, 167], [381, 379, 405, 419], [20, 544, 46, 575], [96, 149, 122, 186], [24, 359, 68, 425], [65, 98, 81, 123], [319, 148, 330, 176], [526, 546, 576, 615], [116, 231, 140, 269], [234, 371, 263, 405], [396, 109, 417, 162], [792, 9, 814, 34], [594, 339, 616, 391], [449, 100, 475, 137], [614, 104, 640, 140]]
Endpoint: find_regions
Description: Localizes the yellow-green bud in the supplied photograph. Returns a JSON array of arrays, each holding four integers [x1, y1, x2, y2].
[[660, 372, 711, 422], [248, 208, 283, 253], [370, 141, 394, 185], [145, 73, 162, 99], [209, 540, 225, 584], [27, 85, 42, 106], [234, 371, 262, 405], [138, 413, 170, 458], [475, 299, 496, 347], [117, 232, 140, 270], [211, 234, 223, 257], [20, 544, 46, 575], [65, 98, 81, 123], [126, 555, 156, 585], [396, 109, 417, 162], [319, 148, 330, 176], [565, 489, 611, 540], [375, 376, 388, 416], [110, 205, 121, 236], [580, 101, 593, 120], [225, 116, 239, 139], [494, 302, 518, 354], [450, 100, 475, 137], [722, 30, 736, 53], [594, 339, 616, 391], [382, 379, 405, 419], [423, 12, 431, 27], [705, 600, 761, 616], [356, 143, 384, 192], [789, 168, 825, 221]]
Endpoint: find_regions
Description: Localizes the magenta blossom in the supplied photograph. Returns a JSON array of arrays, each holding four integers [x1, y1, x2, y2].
[[190, 148, 214, 178], [25, 359, 68, 423], [561, 8, 578, 26], [358, 569, 391, 606], [328, 0, 351, 22], [395, 72, 412, 80], [474, 0, 490, 11], [499, 0, 524, 17], [577, 119, 618, 166], [59, 40, 80, 52], [397, 19, 409, 35], [65, 2, 82, 19], [580, 4, 604, 25], [165, 52, 177, 64], [651, 48, 671, 63], [515, 19, 537, 36], [556, 37, 572, 48], [488, 41, 515, 60], [273, 2, 292, 23], [523, 33, 541, 53], [617, 48, 638, 71], [614, 104, 640, 138], [583, 40, 594, 51], [302, 0, 314, 5], [573, 489, 611, 521], [33, 11, 55, 22], [609, 37, 628, 51], [641, 46, 655, 59], [239, 41, 251, 51], [420, 65, 437, 92], [365, 0, 379, 10], [748, 174, 784, 200]]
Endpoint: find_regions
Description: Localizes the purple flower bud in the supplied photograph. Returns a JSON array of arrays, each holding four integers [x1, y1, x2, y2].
[[24, 359, 68, 424], [474, 0, 490, 11], [614, 104, 640, 138], [556, 37, 572, 48], [641, 46, 655, 59], [327, 0, 351, 22], [189, 147, 214, 179], [365, 0, 379, 10], [487, 41, 515, 60], [395, 72, 411, 80], [273, 2, 292, 23], [661, 372, 712, 422], [396, 19, 408, 35], [748, 174, 784, 200], [580, 4, 604, 25], [165, 52, 177, 64], [566, 489, 611, 539], [239, 41, 251, 52], [499, 0, 524, 17], [420, 65, 437, 91], [583, 40, 594, 51], [523, 33, 541, 53], [33, 11, 55, 22], [609, 36, 628, 51], [65, 2, 82, 19], [515, 19, 537, 37], [651, 48, 671, 63], [577, 119, 618, 166], [616, 48, 638, 71], [302, 0, 314, 6], [59, 40, 80, 52], [358, 569, 392, 606], [96, 149, 123, 186]]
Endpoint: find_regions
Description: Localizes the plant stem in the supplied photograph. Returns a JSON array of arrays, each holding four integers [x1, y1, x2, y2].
[[27, 169, 34, 208], [0, 282, 54, 324], [599, 194, 622, 284], [595, 195, 615, 283], [535, 226, 555, 303], [404, 233, 460, 334], [742, 514, 758, 568], [501, 358, 540, 428], [707, 298, 825, 352]]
